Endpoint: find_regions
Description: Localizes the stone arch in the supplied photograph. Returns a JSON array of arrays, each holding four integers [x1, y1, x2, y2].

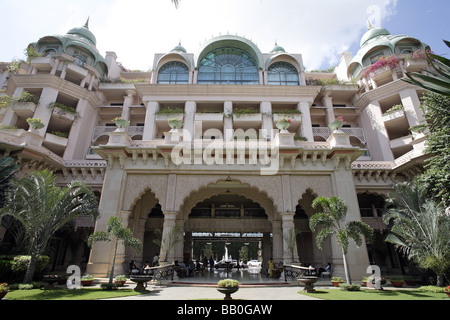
[[175, 176, 281, 219], [122, 174, 168, 212]]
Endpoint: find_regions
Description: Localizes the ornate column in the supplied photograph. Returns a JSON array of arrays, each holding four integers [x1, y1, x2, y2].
[[281, 212, 299, 263], [121, 90, 136, 121], [143, 101, 159, 141], [159, 212, 179, 263], [298, 101, 314, 142], [272, 220, 283, 264]]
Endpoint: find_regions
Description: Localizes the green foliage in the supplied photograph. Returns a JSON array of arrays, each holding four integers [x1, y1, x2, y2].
[[404, 40, 450, 96], [339, 283, 361, 291], [10, 255, 49, 273], [418, 285, 445, 293], [218, 279, 239, 288], [155, 107, 185, 116], [383, 179, 450, 286], [81, 274, 94, 281], [416, 92, 450, 206]]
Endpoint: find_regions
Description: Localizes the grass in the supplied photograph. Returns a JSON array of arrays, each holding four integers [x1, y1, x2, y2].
[[299, 288, 448, 300], [5, 287, 146, 300]]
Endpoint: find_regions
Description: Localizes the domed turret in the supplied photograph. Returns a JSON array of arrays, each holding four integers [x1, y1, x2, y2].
[[271, 42, 286, 53], [171, 42, 187, 53], [360, 25, 391, 47], [67, 18, 97, 46]]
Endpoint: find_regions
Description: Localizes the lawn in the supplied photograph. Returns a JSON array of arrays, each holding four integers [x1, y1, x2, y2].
[[4, 287, 146, 300], [299, 288, 448, 300]]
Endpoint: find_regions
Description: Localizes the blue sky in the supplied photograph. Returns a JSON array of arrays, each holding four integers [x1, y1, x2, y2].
[[0, 0, 448, 71]]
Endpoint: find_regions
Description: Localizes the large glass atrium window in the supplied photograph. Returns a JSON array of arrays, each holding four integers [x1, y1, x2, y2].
[[157, 61, 189, 84], [268, 62, 299, 85], [198, 47, 259, 85]]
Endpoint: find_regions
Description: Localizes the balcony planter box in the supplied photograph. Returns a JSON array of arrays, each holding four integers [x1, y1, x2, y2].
[[233, 113, 262, 122], [52, 107, 77, 123], [30, 56, 55, 70], [12, 102, 37, 117], [195, 113, 224, 122], [273, 114, 302, 123], [45, 133, 69, 148], [367, 66, 393, 81], [66, 63, 88, 78], [405, 59, 428, 72], [383, 109, 406, 123], [155, 113, 184, 122]]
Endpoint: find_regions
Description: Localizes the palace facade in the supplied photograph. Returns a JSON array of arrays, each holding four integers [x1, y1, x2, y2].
[[0, 20, 429, 280]]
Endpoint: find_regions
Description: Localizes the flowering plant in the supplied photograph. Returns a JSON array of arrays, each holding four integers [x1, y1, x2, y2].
[[0, 283, 9, 293], [364, 56, 399, 77], [329, 116, 346, 131], [276, 118, 292, 131], [406, 49, 435, 62], [277, 118, 292, 124], [112, 116, 130, 128]]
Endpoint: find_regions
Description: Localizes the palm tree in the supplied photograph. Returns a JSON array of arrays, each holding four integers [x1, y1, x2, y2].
[[383, 180, 450, 286], [310, 196, 374, 284], [0, 156, 18, 208], [403, 40, 450, 96], [0, 169, 99, 283], [88, 216, 142, 285]]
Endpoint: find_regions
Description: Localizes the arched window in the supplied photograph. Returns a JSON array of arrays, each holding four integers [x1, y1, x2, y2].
[[198, 47, 259, 85], [157, 61, 189, 84], [268, 62, 299, 85]]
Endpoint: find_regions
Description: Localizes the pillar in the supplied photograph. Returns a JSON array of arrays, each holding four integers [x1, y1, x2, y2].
[[281, 212, 299, 263], [32, 87, 59, 136], [399, 88, 426, 139], [224, 101, 233, 141], [159, 212, 179, 263], [272, 221, 283, 264], [298, 101, 314, 142], [86, 168, 128, 277], [143, 101, 159, 141], [260, 101, 272, 140], [184, 101, 196, 140], [360, 101, 394, 161], [322, 93, 335, 126], [121, 90, 136, 121]]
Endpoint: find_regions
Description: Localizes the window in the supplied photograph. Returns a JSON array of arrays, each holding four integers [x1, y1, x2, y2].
[[198, 47, 259, 85], [268, 62, 299, 85], [157, 61, 189, 84]]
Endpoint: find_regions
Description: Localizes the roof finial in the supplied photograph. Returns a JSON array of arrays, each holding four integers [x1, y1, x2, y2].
[[367, 18, 373, 30], [84, 17, 90, 29]]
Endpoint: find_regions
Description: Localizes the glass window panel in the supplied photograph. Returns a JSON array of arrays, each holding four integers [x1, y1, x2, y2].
[[157, 61, 189, 84], [268, 62, 299, 85]]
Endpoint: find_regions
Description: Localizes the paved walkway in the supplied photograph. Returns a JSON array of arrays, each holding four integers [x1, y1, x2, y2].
[[105, 283, 323, 300]]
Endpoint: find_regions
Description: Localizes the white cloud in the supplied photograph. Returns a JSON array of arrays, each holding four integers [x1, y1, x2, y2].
[[0, 0, 399, 71]]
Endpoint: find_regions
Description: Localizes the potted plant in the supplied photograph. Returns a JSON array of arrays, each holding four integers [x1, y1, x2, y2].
[[328, 116, 346, 131], [0, 283, 9, 300], [362, 276, 369, 287], [389, 277, 404, 288], [81, 274, 95, 286], [26, 117, 45, 130], [276, 118, 292, 132], [217, 279, 239, 300], [331, 276, 344, 287], [404, 276, 418, 286], [114, 275, 127, 287], [168, 118, 183, 131], [112, 116, 130, 129]]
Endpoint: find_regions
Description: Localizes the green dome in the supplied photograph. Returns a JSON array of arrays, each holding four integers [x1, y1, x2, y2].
[[360, 26, 391, 47], [271, 43, 285, 53], [171, 42, 187, 53], [67, 19, 97, 46]]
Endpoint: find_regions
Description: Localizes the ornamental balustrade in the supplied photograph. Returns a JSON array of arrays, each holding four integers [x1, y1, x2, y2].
[[92, 126, 144, 141], [312, 127, 367, 145]]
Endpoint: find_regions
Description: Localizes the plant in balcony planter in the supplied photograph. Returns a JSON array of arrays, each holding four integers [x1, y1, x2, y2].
[[26, 117, 45, 130], [364, 56, 399, 77], [276, 118, 292, 132], [81, 274, 94, 286], [328, 116, 346, 131], [0, 283, 9, 300], [168, 118, 183, 131], [217, 279, 239, 300], [112, 116, 130, 129]]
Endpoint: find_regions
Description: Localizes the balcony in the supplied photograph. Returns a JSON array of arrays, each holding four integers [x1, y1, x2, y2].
[[30, 56, 55, 72], [390, 135, 413, 150], [383, 109, 406, 123], [405, 59, 428, 72], [312, 127, 367, 145], [92, 126, 144, 142], [11, 102, 37, 118], [66, 63, 89, 79], [195, 113, 224, 122]]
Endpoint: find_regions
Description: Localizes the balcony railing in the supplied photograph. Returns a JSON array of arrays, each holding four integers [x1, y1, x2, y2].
[[92, 126, 144, 142], [312, 127, 367, 144]]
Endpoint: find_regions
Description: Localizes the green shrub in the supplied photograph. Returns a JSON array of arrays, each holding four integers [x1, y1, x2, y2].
[[101, 283, 119, 290], [10, 255, 50, 273], [339, 283, 361, 291], [217, 279, 239, 288], [418, 286, 444, 293]]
